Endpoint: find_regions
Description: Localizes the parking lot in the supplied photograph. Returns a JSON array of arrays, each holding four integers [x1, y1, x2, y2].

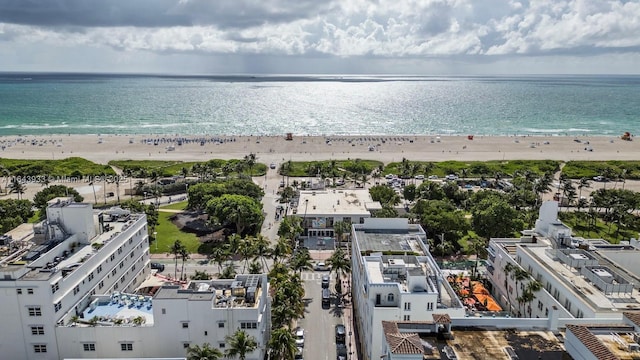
[[297, 270, 348, 360]]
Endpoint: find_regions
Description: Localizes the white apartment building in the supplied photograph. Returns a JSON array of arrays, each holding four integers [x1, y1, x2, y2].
[[0, 198, 150, 360], [296, 190, 381, 238], [351, 218, 465, 360], [0, 198, 271, 360], [56, 274, 270, 359], [486, 201, 640, 321]]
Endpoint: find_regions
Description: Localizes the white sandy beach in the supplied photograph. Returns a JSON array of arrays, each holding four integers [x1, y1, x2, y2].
[[1, 133, 638, 204], [0, 133, 637, 165]]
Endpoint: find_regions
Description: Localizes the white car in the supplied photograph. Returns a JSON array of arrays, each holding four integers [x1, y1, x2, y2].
[[428, 175, 439, 180], [295, 328, 305, 347], [415, 175, 425, 180]]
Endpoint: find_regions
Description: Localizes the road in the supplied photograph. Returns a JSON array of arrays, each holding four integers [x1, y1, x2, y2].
[[298, 270, 346, 360]]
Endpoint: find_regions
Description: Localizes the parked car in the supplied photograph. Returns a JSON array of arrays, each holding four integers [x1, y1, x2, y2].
[[335, 324, 346, 344], [295, 346, 303, 360], [336, 343, 347, 357], [315, 262, 330, 271], [295, 327, 305, 347], [150, 262, 165, 272], [322, 275, 330, 289], [270, 163, 277, 169], [415, 174, 425, 180], [428, 175, 439, 179]]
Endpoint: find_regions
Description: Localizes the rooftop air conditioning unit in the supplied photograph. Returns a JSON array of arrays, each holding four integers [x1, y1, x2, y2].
[[629, 343, 640, 352]]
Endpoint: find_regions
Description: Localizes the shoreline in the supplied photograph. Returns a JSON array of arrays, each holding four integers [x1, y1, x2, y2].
[[0, 134, 637, 165]]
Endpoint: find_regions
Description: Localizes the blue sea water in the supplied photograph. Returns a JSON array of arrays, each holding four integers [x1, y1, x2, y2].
[[0, 73, 638, 136]]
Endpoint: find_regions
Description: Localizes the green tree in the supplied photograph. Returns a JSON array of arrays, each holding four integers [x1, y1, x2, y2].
[[268, 327, 298, 360], [220, 263, 237, 279], [8, 177, 26, 200], [225, 329, 258, 360], [0, 199, 34, 233], [186, 343, 223, 360], [289, 248, 313, 274], [333, 220, 351, 245], [169, 240, 185, 280], [191, 270, 212, 280], [413, 199, 469, 246], [327, 247, 351, 285], [277, 216, 303, 242], [206, 194, 264, 236], [369, 185, 401, 206], [471, 196, 524, 239], [252, 234, 273, 271], [403, 184, 417, 202], [248, 260, 263, 274]]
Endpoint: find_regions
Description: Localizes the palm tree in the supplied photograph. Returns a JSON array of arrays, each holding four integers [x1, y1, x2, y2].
[[225, 329, 258, 360], [220, 263, 237, 279], [327, 247, 351, 285], [248, 260, 263, 274], [238, 236, 256, 274], [503, 263, 514, 314], [578, 177, 591, 203], [271, 237, 292, 264], [8, 177, 26, 200], [466, 235, 486, 279], [268, 327, 298, 360], [333, 220, 351, 246], [186, 343, 223, 360], [243, 153, 256, 177], [210, 246, 228, 274], [512, 268, 529, 317], [169, 240, 185, 280], [179, 247, 190, 281], [524, 280, 543, 318], [252, 234, 272, 271], [289, 248, 313, 274]]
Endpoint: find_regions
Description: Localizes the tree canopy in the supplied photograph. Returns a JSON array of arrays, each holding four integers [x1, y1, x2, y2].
[[0, 199, 33, 233], [206, 194, 264, 236], [33, 185, 83, 210], [187, 179, 264, 210]]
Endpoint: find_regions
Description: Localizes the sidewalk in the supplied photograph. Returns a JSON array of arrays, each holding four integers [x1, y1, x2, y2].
[[341, 275, 359, 360]]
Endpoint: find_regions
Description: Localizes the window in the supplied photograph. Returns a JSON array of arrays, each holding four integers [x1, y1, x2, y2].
[[83, 343, 96, 352], [27, 288, 34, 294], [28, 307, 42, 316], [31, 326, 45, 335], [387, 293, 394, 302], [183, 343, 190, 349], [404, 302, 411, 311], [219, 343, 226, 349], [17, 288, 22, 295], [54, 302, 62, 313], [118, 247, 123, 255], [119, 262, 124, 269], [112, 269, 117, 276], [427, 302, 433, 311], [120, 343, 133, 351], [33, 344, 47, 353], [403, 315, 411, 321], [88, 273, 94, 281], [73, 285, 80, 295], [182, 322, 189, 328], [162, 308, 166, 314], [98, 281, 104, 290], [537, 300, 543, 311], [204, 331, 208, 336], [218, 322, 224, 328], [110, 254, 115, 261], [97, 265, 103, 273], [240, 322, 257, 329]]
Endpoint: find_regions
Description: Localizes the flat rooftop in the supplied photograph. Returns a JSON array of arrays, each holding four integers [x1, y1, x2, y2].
[[81, 293, 154, 326], [18, 214, 144, 281], [154, 275, 264, 309], [523, 245, 640, 312], [296, 190, 379, 216], [354, 227, 427, 255]]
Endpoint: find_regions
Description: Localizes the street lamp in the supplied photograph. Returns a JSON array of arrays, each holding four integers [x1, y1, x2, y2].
[[153, 231, 158, 251]]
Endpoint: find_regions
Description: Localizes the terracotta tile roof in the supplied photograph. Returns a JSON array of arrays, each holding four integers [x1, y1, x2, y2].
[[566, 325, 619, 360], [623, 312, 640, 328], [382, 321, 423, 355], [432, 313, 451, 324]]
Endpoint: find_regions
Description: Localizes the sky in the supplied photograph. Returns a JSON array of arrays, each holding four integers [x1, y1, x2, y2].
[[0, 0, 639, 75]]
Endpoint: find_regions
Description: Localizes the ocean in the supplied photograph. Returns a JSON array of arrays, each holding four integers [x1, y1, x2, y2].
[[0, 73, 638, 137]]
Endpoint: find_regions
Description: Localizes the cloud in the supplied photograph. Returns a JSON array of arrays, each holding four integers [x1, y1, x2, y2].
[[0, 0, 639, 73]]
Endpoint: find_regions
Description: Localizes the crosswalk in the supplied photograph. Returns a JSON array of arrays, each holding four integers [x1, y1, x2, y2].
[[300, 272, 329, 281]]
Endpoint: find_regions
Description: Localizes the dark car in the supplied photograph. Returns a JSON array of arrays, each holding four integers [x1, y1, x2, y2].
[[322, 275, 330, 289], [150, 262, 165, 272], [335, 324, 346, 344], [322, 288, 331, 309], [336, 344, 347, 357]]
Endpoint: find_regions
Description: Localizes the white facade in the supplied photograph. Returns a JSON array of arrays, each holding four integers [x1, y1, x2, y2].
[[55, 274, 270, 360], [0, 199, 150, 360], [486, 201, 640, 322], [0, 199, 270, 360], [296, 190, 380, 237], [351, 218, 464, 360]]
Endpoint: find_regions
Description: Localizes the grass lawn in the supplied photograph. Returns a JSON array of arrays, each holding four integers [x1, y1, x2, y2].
[[160, 200, 188, 211], [559, 211, 637, 244], [152, 212, 201, 254]]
